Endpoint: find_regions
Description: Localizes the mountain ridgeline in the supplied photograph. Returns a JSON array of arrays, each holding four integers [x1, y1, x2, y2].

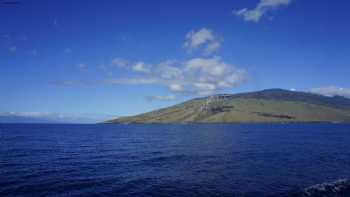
[[106, 89, 350, 123]]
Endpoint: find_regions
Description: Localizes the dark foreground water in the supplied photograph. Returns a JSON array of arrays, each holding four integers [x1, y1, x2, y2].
[[1, 123, 350, 197]]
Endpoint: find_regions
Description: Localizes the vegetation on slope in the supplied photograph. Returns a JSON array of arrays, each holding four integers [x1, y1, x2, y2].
[[106, 89, 350, 123]]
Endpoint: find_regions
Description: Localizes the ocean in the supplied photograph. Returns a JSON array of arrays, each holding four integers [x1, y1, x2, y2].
[[1, 123, 350, 196]]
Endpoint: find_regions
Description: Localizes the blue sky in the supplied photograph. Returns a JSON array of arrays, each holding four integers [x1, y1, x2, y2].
[[0, 0, 350, 122]]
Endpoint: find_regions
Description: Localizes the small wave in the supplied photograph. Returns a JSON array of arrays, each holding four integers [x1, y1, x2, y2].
[[275, 179, 350, 197], [303, 179, 350, 197]]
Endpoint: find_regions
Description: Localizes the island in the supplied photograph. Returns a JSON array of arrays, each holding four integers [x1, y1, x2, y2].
[[105, 89, 350, 123]]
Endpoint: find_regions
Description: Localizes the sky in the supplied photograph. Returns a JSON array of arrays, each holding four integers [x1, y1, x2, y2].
[[0, 0, 350, 122]]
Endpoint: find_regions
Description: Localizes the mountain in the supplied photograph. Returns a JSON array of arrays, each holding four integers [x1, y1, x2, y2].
[[106, 89, 350, 123]]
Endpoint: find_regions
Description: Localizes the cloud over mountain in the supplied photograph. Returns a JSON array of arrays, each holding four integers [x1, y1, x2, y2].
[[310, 86, 350, 98], [105, 56, 247, 96], [55, 28, 247, 100]]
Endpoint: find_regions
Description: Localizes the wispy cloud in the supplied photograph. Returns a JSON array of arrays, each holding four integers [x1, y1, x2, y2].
[[55, 28, 248, 99], [0, 112, 114, 123], [184, 28, 222, 55], [309, 86, 350, 98], [111, 58, 129, 67], [105, 56, 247, 96], [234, 0, 292, 22], [51, 80, 83, 86], [2, 112, 51, 118], [111, 58, 151, 73], [132, 62, 151, 73], [60, 56, 247, 97], [147, 95, 176, 101], [169, 83, 184, 92], [106, 78, 158, 85]]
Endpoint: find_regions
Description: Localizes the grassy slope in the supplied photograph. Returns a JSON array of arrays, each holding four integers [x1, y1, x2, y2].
[[106, 96, 350, 123]]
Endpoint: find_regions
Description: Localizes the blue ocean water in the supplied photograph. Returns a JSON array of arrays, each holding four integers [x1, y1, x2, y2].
[[0, 123, 350, 197]]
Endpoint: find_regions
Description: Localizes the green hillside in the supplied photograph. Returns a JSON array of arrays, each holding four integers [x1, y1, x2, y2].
[[105, 89, 350, 123]]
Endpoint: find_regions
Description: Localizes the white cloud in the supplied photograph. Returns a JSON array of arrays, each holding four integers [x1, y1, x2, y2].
[[184, 28, 214, 49], [3, 112, 51, 118], [185, 57, 227, 76], [205, 41, 221, 55], [309, 86, 350, 98], [156, 60, 183, 80], [183, 57, 247, 94], [52, 80, 82, 86], [132, 62, 150, 73], [58, 28, 248, 100], [106, 56, 247, 96], [111, 59, 151, 73], [0, 112, 113, 123], [169, 83, 184, 92], [9, 46, 16, 52], [234, 0, 292, 22], [184, 28, 221, 55], [60, 60, 246, 97], [111, 58, 129, 67], [148, 95, 176, 101], [194, 82, 216, 94], [107, 78, 158, 85]]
